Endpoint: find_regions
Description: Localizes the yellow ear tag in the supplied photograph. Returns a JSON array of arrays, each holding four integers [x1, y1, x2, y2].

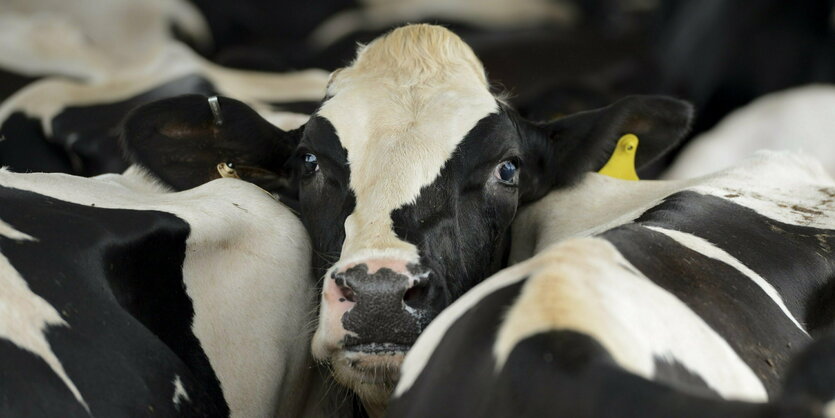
[[598, 134, 639, 181]]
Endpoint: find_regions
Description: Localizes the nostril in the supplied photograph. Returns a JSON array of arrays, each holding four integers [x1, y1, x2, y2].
[[403, 285, 427, 307], [338, 285, 356, 303]]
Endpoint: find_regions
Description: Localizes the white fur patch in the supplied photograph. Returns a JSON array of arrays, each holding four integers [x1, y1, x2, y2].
[[493, 238, 767, 401], [0, 226, 90, 412], [172, 375, 190, 408], [687, 152, 835, 231], [512, 150, 835, 261], [317, 24, 498, 264], [644, 226, 807, 334], [664, 85, 835, 180], [0, 170, 314, 418], [0, 0, 209, 81], [0, 219, 35, 241], [824, 399, 835, 418]]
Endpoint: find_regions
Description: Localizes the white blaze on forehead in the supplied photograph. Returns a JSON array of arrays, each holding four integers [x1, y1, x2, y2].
[[318, 24, 498, 259], [0, 224, 90, 411]]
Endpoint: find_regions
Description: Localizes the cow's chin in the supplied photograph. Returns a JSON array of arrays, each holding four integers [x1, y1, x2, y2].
[[330, 344, 409, 416]]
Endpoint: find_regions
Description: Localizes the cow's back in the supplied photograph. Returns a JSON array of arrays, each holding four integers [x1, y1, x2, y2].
[[0, 168, 314, 417]]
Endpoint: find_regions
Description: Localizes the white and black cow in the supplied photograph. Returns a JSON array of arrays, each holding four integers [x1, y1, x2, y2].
[[390, 151, 835, 417], [119, 24, 694, 413], [0, 0, 210, 84], [664, 85, 835, 180], [0, 167, 328, 417], [0, 42, 328, 176]]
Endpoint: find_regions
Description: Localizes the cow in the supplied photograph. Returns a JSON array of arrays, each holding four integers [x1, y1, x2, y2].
[[663, 85, 835, 180], [0, 42, 328, 176], [0, 0, 210, 85], [389, 151, 835, 417], [119, 23, 694, 414], [0, 167, 339, 417]]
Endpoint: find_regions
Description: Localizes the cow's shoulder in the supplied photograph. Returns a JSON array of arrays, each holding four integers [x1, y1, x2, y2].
[[392, 238, 774, 416], [513, 150, 835, 260], [0, 169, 313, 416]]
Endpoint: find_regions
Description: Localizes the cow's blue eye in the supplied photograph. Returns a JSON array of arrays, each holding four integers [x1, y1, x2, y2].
[[495, 160, 518, 185], [303, 153, 319, 175]]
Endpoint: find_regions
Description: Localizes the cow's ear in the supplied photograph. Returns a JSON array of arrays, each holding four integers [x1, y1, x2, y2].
[[121, 94, 302, 197], [519, 95, 693, 202]]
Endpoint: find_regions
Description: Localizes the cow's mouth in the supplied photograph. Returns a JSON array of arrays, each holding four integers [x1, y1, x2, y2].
[[332, 343, 410, 387], [344, 342, 411, 355]]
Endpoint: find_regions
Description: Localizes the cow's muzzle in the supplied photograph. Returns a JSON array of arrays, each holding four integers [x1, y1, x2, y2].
[[334, 262, 433, 348]]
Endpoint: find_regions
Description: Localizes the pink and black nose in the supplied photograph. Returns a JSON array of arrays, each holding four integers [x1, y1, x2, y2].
[[331, 260, 436, 350]]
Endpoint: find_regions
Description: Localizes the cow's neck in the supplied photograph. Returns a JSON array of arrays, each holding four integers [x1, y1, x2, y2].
[[510, 173, 683, 262]]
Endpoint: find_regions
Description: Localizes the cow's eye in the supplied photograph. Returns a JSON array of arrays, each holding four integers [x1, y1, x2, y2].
[[302, 153, 319, 175], [494, 160, 518, 185]]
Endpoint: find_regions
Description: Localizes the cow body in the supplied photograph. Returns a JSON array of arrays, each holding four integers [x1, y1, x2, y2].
[[0, 43, 327, 176], [663, 85, 835, 180], [0, 168, 319, 417], [0, 0, 209, 83], [391, 151, 835, 417]]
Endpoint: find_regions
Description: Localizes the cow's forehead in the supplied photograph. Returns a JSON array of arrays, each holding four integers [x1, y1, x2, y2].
[[316, 25, 499, 260]]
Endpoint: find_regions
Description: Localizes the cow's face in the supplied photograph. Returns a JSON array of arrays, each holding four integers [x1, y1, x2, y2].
[[122, 24, 692, 410], [301, 31, 518, 385]]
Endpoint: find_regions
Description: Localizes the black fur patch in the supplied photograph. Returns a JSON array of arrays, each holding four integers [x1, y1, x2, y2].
[[653, 356, 720, 399], [0, 112, 74, 174], [0, 186, 227, 416], [634, 191, 835, 331], [391, 327, 773, 418], [601, 190, 835, 395]]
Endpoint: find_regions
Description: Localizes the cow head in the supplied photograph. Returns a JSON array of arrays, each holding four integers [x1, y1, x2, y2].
[[122, 24, 692, 411]]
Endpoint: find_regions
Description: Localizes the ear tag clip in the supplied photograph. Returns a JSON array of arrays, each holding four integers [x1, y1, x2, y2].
[[217, 162, 240, 179], [598, 134, 639, 181], [208, 96, 223, 126], [215, 162, 277, 200]]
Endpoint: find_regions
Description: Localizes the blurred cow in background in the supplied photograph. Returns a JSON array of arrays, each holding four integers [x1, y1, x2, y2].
[[3, 0, 832, 179], [0, 44, 326, 176], [0, 0, 210, 91], [664, 85, 835, 180], [0, 1, 328, 177]]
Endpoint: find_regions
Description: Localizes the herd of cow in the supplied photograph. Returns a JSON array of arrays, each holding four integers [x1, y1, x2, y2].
[[1, 1, 834, 417]]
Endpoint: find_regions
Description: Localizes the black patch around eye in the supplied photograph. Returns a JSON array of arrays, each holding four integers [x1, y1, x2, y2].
[[298, 116, 349, 175]]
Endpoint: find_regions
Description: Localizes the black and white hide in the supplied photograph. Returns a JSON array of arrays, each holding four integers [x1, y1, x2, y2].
[[390, 151, 835, 417], [0, 167, 319, 417], [0, 43, 327, 176]]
